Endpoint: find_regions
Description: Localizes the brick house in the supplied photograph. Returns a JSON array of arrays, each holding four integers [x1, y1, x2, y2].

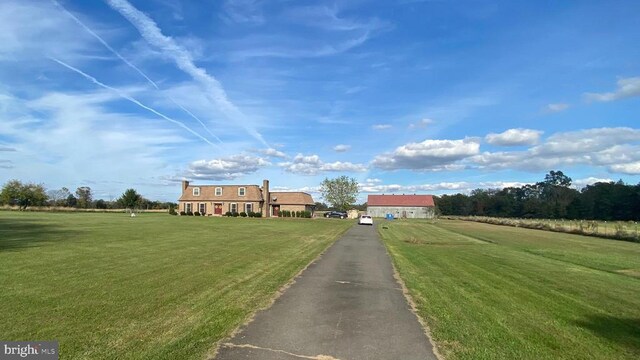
[[367, 194, 436, 219], [178, 179, 315, 217]]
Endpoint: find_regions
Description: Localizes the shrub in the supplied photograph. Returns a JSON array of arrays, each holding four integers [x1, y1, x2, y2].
[[232, 212, 239, 217], [186, 211, 193, 216], [169, 207, 178, 215], [240, 211, 247, 217], [224, 211, 231, 217], [179, 211, 186, 216], [254, 212, 262, 218], [295, 211, 301, 218], [194, 211, 201, 216], [303, 211, 311, 218]]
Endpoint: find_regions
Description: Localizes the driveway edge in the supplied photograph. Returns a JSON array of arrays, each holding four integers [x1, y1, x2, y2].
[[379, 227, 445, 360], [206, 223, 354, 359]]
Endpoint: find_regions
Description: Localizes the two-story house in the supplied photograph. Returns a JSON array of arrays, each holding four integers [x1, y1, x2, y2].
[[178, 179, 315, 217]]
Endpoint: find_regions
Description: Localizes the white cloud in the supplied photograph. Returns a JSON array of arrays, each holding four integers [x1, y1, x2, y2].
[[359, 180, 530, 194], [279, 154, 366, 175], [0, 88, 190, 198], [408, 118, 433, 129], [372, 138, 480, 171], [485, 128, 542, 146], [573, 177, 613, 188], [184, 155, 270, 180], [585, 76, 640, 102], [105, 0, 267, 146], [345, 86, 365, 95], [545, 103, 570, 112], [0, 0, 94, 60], [260, 148, 288, 158], [333, 144, 351, 152], [372, 124, 392, 130], [221, 0, 265, 25], [609, 162, 640, 175], [472, 127, 640, 173]]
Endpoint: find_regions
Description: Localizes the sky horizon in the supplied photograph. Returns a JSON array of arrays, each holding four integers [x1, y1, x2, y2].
[[1, 0, 639, 203]]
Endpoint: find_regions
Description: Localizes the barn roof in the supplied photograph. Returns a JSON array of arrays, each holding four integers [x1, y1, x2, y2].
[[367, 194, 435, 207]]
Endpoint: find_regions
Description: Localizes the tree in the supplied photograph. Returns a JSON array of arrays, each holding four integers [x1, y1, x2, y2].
[[95, 199, 108, 209], [75, 187, 93, 209], [47, 187, 71, 207], [319, 176, 359, 211], [118, 188, 141, 210], [0, 180, 48, 209]]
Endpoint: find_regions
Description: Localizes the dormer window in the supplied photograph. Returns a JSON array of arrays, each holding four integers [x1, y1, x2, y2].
[[215, 187, 222, 196], [238, 187, 246, 196], [193, 187, 200, 196]]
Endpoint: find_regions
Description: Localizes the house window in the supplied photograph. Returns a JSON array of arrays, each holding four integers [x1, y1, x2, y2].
[[230, 203, 238, 213], [238, 187, 246, 196], [215, 187, 222, 196], [199, 203, 206, 215], [193, 187, 200, 196], [185, 203, 192, 213], [245, 203, 253, 213]]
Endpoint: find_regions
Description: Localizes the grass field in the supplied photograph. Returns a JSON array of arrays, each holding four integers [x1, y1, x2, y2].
[[0, 212, 351, 359], [380, 219, 640, 360]]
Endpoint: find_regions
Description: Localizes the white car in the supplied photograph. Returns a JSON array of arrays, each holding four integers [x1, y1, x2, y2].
[[358, 215, 373, 225]]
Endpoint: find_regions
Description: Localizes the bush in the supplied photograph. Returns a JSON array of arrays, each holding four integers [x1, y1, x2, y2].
[[295, 211, 301, 218], [194, 211, 201, 216], [179, 211, 186, 216], [240, 211, 247, 217], [303, 211, 311, 218], [232, 212, 239, 217], [224, 211, 232, 217], [169, 207, 178, 215], [186, 211, 193, 216], [254, 212, 262, 218]]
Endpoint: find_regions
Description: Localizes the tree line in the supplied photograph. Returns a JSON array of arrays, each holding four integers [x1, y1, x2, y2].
[[436, 171, 640, 221], [0, 180, 176, 211]]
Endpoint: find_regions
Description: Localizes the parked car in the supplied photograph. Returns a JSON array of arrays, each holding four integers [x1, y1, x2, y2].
[[358, 214, 373, 225], [324, 211, 347, 219]]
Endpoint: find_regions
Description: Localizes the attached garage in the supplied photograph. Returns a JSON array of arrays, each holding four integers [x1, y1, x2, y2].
[[367, 194, 436, 219]]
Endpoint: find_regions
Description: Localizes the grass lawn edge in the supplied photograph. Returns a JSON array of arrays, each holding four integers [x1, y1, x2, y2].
[[205, 223, 354, 359], [377, 224, 445, 360]]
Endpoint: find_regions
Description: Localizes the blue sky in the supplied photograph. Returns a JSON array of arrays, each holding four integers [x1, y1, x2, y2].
[[1, 0, 640, 202]]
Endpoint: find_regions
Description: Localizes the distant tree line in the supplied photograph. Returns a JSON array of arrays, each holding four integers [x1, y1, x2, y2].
[[0, 180, 176, 211], [436, 171, 640, 221]]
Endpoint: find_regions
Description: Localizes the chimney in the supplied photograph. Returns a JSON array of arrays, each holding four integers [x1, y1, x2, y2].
[[182, 180, 189, 192], [263, 179, 270, 218]]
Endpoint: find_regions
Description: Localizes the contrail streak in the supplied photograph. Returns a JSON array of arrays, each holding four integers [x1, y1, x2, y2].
[[104, 0, 269, 147], [52, 0, 222, 144], [49, 57, 219, 148]]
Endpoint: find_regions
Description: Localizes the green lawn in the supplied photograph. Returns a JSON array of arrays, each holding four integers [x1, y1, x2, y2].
[[379, 219, 640, 360], [0, 212, 351, 359]]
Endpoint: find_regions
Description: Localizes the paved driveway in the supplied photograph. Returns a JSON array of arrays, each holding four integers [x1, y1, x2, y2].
[[214, 223, 438, 360]]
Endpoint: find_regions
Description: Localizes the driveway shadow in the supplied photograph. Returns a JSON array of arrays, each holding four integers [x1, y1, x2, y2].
[[575, 314, 640, 355], [0, 215, 69, 252]]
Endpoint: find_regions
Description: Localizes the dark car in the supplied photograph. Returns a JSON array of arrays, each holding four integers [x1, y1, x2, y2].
[[324, 211, 347, 219]]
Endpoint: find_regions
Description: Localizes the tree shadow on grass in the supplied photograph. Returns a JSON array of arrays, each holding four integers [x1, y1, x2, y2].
[[0, 216, 70, 252], [575, 314, 640, 355]]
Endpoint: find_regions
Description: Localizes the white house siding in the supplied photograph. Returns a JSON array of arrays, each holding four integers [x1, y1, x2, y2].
[[367, 206, 436, 219]]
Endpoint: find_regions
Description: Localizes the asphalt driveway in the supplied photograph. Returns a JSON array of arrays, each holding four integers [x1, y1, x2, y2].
[[214, 223, 438, 360]]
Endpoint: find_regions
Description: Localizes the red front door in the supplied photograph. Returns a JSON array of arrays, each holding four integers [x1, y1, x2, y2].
[[273, 205, 280, 217], [214, 203, 223, 215]]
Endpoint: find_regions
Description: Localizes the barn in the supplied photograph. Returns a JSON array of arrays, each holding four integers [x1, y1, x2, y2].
[[367, 194, 436, 219]]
